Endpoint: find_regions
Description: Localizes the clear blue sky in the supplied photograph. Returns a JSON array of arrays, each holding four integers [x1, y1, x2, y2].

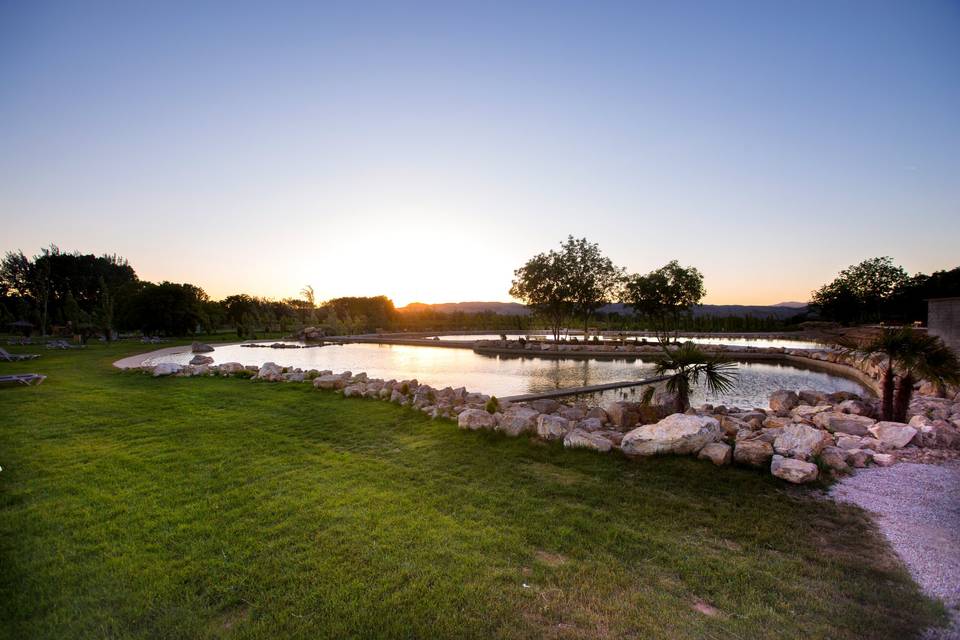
[[1, 1, 958, 305]]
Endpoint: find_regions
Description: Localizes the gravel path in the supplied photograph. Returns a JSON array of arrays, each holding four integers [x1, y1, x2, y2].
[[831, 461, 960, 639]]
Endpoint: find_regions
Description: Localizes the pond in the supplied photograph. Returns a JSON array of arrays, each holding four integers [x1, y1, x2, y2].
[[428, 333, 827, 350], [146, 341, 867, 410]]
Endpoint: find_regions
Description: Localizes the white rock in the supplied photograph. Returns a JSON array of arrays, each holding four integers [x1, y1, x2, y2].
[[698, 442, 732, 466], [256, 362, 284, 381], [152, 362, 181, 377], [458, 409, 496, 431], [620, 414, 721, 457], [812, 412, 875, 436], [872, 453, 896, 467], [770, 455, 819, 484], [867, 422, 917, 449], [773, 424, 831, 460], [496, 407, 539, 437], [536, 414, 571, 441], [769, 390, 800, 413], [563, 429, 613, 453]]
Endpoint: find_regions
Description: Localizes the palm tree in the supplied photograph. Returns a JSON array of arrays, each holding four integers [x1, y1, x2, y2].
[[654, 342, 739, 413], [890, 333, 960, 423], [838, 328, 960, 423], [837, 327, 913, 421]]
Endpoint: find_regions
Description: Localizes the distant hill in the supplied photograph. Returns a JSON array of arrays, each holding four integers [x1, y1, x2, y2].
[[399, 301, 808, 319]]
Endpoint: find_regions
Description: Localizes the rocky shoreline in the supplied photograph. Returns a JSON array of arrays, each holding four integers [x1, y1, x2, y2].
[[139, 348, 960, 485]]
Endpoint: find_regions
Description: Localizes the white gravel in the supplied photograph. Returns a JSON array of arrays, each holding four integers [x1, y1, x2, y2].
[[831, 461, 960, 639]]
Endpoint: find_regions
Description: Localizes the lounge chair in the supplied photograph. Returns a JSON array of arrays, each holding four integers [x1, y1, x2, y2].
[[0, 347, 40, 362], [0, 373, 46, 386]]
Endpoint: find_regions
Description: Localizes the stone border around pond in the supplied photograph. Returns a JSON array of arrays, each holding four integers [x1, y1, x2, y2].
[[127, 352, 960, 486]]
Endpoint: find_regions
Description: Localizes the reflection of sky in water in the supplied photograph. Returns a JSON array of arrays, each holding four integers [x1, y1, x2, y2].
[[432, 333, 826, 350], [149, 342, 866, 409]]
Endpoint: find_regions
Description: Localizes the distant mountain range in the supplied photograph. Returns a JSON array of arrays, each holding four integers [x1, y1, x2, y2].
[[399, 301, 809, 319]]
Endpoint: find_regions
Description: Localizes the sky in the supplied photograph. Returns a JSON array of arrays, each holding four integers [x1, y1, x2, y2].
[[1, 1, 958, 307]]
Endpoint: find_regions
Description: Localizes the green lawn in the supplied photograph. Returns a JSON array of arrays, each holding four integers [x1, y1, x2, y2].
[[0, 342, 946, 639]]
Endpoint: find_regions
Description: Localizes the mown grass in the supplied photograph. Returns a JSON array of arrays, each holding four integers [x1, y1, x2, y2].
[[0, 342, 946, 639]]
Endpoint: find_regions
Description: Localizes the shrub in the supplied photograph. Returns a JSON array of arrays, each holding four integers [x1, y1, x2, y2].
[[485, 396, 500, 414]]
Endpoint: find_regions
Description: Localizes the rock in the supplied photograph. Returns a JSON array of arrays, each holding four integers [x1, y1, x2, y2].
[[218, 362, 245, 375], [769, 390, 800, 414], [313, 373, 349, 390], [563, 429, 613, 453], [847, 449, 872, 468], [577, 417, 605, 433], [191, 341, 214, 353], [496, 407, 539, 437], [189, 354, 214, 365], [151, 362, 181, 377], [559, 406, 586, 421], [835, 435, 862, 450], [719, 415, 750, 437], [734, 439, 774, 467], [798, 389, 827, 405], [620, 414, 721, 457], [791, 405, 832, 421], [837, 400, 873, 418], [698, 442, 732, 466], [773, 424, 831, 460], [867, 422, 918, 449], [770, 455, 819, 484], [762, 416, 792, 430], [586, 407, 608, 422], [342, 383, 366, 398], [536, 415, 571, 440], [530, 399, 561, 414], [458, 409, 497, 431], [827, 391, 861, 404], [820, 446, 850, 473], [812, 412, 875, 436], [872, 453, 896, 467], [256, 362, 284, 381], [606, 402, 641, 429]]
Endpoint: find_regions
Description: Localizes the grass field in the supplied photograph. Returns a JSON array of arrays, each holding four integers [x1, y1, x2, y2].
[[0, 341, 946, 639]]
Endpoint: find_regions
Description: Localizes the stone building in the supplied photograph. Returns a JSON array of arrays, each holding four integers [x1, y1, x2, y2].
[[928, 297, 960, 354]]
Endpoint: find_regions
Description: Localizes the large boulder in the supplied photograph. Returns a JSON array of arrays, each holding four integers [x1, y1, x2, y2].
[[458, 409, 497, 431], [620, 414, 721, 457], [773, 424, 831, 460], [536, 415, 571, 440], [218, 362, 245, 376], [770, 455, 819, 484], [189, 354, 214, 365], [798, 389, 828, 405], [734, 439, 774, 467], [496, 407, 539, 437], [867, 421, 918, 449], [313, 373, 349, 390], [769, 390, 800, 414], [151, 362, 181, 377], [256, 362, 284, 381], [530, 399, 561, 414], [819, 446, 850, 474], [606, 402, 641, 429], [812, 412, 875, 436], [191, 341, 214, 353], [563, 429, 613, 453], [791, 405, 832, 421], [577, 417, 605, 433], [698, 442, 732, 466]]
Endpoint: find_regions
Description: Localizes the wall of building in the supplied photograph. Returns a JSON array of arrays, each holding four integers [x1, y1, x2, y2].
[[928, 297, 960, 354]]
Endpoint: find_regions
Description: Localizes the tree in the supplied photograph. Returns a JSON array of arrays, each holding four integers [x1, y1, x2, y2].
[[623, 260, 705, 338], [811, 257, 908, 324], [559, 236, 624, 335], [890, 333, 960, 422], [509, 249, 572, 340], [124, 282, 208, 335], [653, 342, 738, 413], [838, 327, 912, 421]]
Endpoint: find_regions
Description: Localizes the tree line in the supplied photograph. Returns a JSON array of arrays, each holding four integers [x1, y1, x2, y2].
[[810, 256, 960, 325]]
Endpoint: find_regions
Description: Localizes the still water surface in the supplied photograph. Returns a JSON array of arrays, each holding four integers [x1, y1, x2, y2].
[[431, 334, 826, 350], [148, 342, 865, 409]]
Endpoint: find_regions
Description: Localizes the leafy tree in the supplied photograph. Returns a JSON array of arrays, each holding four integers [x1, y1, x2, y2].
[[560, 236, 624, 335], [890, 333, 960, 422], [811, 257, 908, 324], [623, 260, 705, 337], [509, 248, 573, 340], [654, 343, 738, 413], [123, 282, 208, 335]]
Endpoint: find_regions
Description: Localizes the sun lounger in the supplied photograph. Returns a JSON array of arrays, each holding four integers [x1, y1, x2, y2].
[[0, 373, 46, 386], [0, 347, 40, 362]]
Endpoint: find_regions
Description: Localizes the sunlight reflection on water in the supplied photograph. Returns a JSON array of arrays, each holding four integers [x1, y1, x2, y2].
[[147, 342, 866, 409]]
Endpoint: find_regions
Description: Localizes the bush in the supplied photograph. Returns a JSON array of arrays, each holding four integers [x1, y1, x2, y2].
[[485, 396, 500, 414]]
